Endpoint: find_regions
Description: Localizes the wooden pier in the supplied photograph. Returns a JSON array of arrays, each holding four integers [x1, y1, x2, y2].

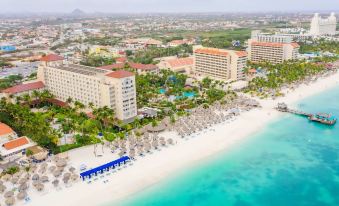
[[276, 103, 337, 125]]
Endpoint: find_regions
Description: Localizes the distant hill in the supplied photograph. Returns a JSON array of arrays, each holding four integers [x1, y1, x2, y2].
[[71, 9, 86, 16]]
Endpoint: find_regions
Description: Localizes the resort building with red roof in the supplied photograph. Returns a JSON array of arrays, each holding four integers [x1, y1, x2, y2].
[[247, 32, 300, 64], [193, 46, 247, 81], [0, 123, 17, 142], [0, 136, 36, 160], [36, 58, 137, 121], [158, 57, 194, 74]]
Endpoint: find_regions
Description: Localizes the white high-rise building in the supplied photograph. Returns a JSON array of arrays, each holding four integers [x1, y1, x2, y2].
[[310, 13, 337, 36]]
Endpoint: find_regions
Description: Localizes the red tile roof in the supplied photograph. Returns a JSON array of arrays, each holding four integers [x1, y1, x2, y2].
[[40, 54, 64, 62], [128, 63, 158, 71], [166, 57, 194, 68], [99, 62, 157, 71], [105, 70, 135, 78], [3, 137, 29, 150], [195, 48, 229, 57], [0, 123, 14, 136], [99, 63, 125, 71], [291, 43, 300, 48], [235, 51, 247, 57], [116, 57, 127, 63], [2, 81, 44, 95]]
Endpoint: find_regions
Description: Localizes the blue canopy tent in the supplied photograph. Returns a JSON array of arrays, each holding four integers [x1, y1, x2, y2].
[[80, 156, 130, 181]]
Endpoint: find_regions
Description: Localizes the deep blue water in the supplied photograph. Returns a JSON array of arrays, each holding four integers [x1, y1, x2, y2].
[[115, 86, 339, 206]]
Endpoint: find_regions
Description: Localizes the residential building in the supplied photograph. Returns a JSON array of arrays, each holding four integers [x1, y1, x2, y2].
[[36, 54, 137, 122], [158, 57, 194, 74], [193, 46, 247, 81], [310, 13, 337, 36]]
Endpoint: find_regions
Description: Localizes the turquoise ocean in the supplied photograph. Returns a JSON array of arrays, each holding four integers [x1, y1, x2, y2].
[[115, 86, 339, 206]]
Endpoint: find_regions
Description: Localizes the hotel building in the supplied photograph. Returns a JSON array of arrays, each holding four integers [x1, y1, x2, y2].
[[310, 13, 337, 36], [247, 32, 300, 64], [193, 46, 247, 81], [36, 54, 137, 122]]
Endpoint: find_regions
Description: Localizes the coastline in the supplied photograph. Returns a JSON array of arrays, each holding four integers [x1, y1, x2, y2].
[[27, 71, 339, 206]]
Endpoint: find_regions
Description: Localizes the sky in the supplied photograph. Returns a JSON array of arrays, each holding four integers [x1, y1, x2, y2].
[[1, 0, 339, 13]]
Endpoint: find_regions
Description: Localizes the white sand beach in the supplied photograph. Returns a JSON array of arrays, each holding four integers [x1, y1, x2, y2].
[[21, 71, 339, 206]]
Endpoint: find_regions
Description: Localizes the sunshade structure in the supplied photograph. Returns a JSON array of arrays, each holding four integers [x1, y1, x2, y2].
[[4, 190, 14, 198], [80, 156, 130, 181], [17, 191, 27, 200], [5, 196, 15, 206]]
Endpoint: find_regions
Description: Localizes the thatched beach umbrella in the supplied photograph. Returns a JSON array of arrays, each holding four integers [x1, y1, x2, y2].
[[71, 174, 78, 181], [35, 183, 44, 191], [167, 138, 174, 145], [69, 167, 76, 173], [23, 173, 30, 180], [10, 177, 18, 185], [41, 176, 49, 183], [17, 191, 27, 200], [63, 173, 71, 179], [32, 180, 40, 187], [52, 179, 59, 187], [49, 166, 57, 172], [5, 196, 15, 206], [53, 170, 61, 178], [0, 184, 6, 193], [4, 190, 14, 198], [41, 162, 48, 168], [63, 176, 70, 184], [56, 159, 67, 167], [2, 174, 11, 181], [38, 167, 46, 174], [32, 174, 40, 181], [19, 178, 27, 185], [19, 183, 28, 192]]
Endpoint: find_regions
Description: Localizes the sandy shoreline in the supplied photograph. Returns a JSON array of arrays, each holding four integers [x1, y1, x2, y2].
[[25, 71, 339, 206]]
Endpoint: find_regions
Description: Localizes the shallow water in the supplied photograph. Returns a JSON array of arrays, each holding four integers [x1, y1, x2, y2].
[[116, 86, 339, 206]]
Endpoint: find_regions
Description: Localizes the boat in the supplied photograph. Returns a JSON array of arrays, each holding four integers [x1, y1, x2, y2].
[[308, 113, 337, 125]]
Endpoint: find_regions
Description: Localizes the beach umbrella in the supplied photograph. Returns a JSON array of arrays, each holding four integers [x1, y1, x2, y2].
[[36, 183, 44, 191], [18, 178, 27, 185], [19, 183, 28, 192], [32, 180, 40, 187], [4, 191, 14, 198], [71, 174, 79, 181], [69, 167, 76, 173], [49, 166, 56, 172], [5, 197, 15, 206], [167, 138, 174, 145], [2, 174, 11, 181], [10, 177, 18, 185], [56, 159, 67, 167], [17, 191, 27, 200], [64, 173, 71, 179], [0, 180, 3, 185], [0, 184, 6, 193], [63, 176, 70, 184], [32, 174, 40, 181], [41, 162, 48, 168], [53, 170, 61, 178], [38, 167, 46, 174], [23, 173, 30, 180], [52, 179, 59, 187], [41, 176, 49, 183]]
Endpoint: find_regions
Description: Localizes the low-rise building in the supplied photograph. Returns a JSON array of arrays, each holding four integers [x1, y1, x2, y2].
[[0, 136, 36, 161], [158, 57, 194, 74]]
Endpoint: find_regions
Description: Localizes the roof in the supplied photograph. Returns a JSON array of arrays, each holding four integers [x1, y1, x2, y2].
[[2, 81, 45, 95], [116, 57, 127, 63], [0, 123, 14, 136], [195, 48, 229, 57], [251, 41, 284, 47], [166, 57, 194, 68], [235, 51, 248, 57], [99, 63, 125, 70], [251, 41, 300, 48], [99, 62, 157, 71], [3, 137, 29, 150], [40, 54, 64, 62], [105, 70, 135, 79], [128, 63, 158, 71]]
